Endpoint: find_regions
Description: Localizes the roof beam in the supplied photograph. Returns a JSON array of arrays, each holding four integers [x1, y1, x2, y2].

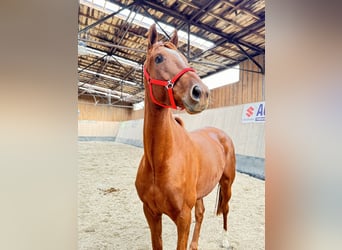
[[177, 0, 245, 31], [220, 0, 261, 20], [78, 68, 139, 86], [78, 54, 106, 74], [232, 13, 265, 40], [233, 42, 264, 74], [138, 4, 171, 40], [185, 0, 220, 23], [78, 38, 146, 53], [190, 38, 231, 60], [78, 2, 135, 34], [136, 0, 264, 54]]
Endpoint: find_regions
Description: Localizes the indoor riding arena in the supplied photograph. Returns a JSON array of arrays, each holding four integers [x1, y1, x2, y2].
[[78, 0, 265, 249]]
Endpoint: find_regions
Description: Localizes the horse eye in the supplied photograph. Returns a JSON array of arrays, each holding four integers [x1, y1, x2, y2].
[[155, 54, 163, 64]]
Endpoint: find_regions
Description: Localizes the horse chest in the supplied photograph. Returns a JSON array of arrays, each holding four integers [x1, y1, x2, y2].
[[136, 165, 189, 213], [142, 182, 185, 215]]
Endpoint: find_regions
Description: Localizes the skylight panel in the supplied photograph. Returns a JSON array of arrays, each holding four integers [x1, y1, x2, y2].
[[105, 1, 119, 12], [93, 0, 105, 8], [135, 13, 145, 22], [121, 8, 131, 18], [203, 65, 240, 90], [141, 16, 155, 26]]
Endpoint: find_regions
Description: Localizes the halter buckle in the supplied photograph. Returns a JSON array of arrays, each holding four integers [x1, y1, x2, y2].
[[166, 80, 174, 89]]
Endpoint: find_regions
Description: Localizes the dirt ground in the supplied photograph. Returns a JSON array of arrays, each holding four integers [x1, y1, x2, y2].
[[78, 141, 264, 250]]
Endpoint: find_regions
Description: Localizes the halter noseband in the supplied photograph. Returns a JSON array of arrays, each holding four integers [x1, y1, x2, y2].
[[143, 67, 195, 109]]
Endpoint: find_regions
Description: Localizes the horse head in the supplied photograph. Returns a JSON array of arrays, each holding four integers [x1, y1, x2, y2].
[[144, 24, 210, 114]]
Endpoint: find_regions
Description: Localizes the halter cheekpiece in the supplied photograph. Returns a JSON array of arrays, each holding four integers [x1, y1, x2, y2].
[[143, 67, 195, 109]]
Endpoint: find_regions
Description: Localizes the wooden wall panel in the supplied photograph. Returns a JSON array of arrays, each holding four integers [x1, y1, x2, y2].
[[208, 55, 265, 109], [78, 101, 132, 121]]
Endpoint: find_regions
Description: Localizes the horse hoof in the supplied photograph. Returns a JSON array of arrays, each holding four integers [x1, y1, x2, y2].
[[221, 230, 230, 249], [189, 242, 198, 250], [221, 239, 230, 249]]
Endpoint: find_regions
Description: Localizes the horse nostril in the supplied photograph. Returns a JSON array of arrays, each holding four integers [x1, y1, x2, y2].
[[191, 85, 202, 101]]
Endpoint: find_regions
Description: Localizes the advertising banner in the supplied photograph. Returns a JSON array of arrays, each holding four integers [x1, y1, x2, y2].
[[242, 101, 265, 123]]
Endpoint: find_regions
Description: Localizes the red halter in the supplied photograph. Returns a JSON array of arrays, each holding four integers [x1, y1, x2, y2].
[[143, 67, 195, 109]]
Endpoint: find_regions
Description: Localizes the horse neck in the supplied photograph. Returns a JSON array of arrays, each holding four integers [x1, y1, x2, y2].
[[143, 97, 177, 163]]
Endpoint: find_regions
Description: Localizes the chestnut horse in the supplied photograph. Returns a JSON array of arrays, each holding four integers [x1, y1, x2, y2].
[[135, 24, 236, 250]]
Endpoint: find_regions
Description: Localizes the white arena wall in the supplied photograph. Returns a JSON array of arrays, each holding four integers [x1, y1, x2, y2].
[[78, 103, 265, 179], [78, 120, 120, 141]]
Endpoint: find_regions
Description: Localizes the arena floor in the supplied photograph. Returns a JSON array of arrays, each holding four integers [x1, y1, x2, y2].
[[78, 141, 264, 249]]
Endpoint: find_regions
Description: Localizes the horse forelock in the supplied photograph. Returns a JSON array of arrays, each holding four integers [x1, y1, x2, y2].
[[163, 41, 177, 50], [148, 41, 177, 54]]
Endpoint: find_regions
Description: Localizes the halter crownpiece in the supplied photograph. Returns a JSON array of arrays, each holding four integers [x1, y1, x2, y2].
[[143, 66, 195, 109]]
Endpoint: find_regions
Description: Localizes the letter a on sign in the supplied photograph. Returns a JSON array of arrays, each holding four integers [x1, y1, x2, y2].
[[256, 103, 265, 116]]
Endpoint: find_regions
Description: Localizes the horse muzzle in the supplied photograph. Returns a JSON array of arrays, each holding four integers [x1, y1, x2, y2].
[[183, 83, 210, 114]]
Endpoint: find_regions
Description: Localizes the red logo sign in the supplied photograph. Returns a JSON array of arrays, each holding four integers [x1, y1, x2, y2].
[[246, 106, 254, 117]]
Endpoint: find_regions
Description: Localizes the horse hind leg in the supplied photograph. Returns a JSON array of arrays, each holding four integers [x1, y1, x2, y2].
[[217, 179, 232, 230], [189, 199, 205, 250], [216, 133, 235, 249], [216, 176, 234, 249]]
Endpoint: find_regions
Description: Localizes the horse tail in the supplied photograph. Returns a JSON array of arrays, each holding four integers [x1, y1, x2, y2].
[[215, 184, 223, 215]]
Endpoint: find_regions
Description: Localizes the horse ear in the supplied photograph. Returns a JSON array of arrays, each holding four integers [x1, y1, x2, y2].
[[170, 29, 178, 47], [148, 24, 158, 49]]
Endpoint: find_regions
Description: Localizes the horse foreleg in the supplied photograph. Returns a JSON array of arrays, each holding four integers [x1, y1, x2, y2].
[[189, 199, 205, 250], [175, 207, 192, 250], [143, 203, 163, 250]]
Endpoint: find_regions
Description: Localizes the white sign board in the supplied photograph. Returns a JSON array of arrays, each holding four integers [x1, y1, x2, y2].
[[242, 102, 265, 123]]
